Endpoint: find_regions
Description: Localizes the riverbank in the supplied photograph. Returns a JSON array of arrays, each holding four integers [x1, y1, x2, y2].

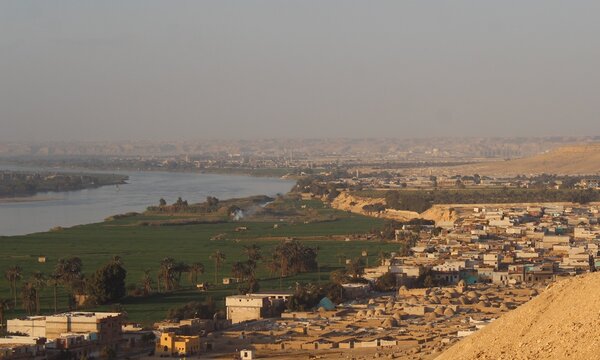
[[0, 196, 388, 325], [0, 195, 57, 203], [0, 169, 295, 236], [0, 169, 128, 198]]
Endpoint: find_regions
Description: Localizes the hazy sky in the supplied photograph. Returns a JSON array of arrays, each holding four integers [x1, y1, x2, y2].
[[1, 1, 600, 142]]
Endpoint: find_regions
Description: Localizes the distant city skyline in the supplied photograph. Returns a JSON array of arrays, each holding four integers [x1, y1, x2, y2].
[[2, 1, 600, 142]]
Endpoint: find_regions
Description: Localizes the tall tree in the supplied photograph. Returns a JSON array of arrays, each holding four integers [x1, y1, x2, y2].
[[4, 265, 23, 308], [243, 244, 262, 262], [330, 269, 349, 285], [209, 250, 226, 284], [346, 258, 365, 279], [189, 263, 205, 285], [111, 255, 123, 266], [264, 259, 280, 278], [159, 258, 176, 291], [231, 262, 250, 282], [270, 240, 318, 277], [0, 298, 10, 330], [55, 257, 83, 310], [140, 270, 153, 296], [20, 282, 37, 316], [31, 271, 46, 314], [47, 272, 61, 313], [173, 262, 190, 288], [86, 261, 127, 305]]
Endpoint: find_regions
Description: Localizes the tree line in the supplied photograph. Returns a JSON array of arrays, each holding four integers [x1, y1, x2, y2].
[[0, 171, 127, 198], [383, 188, 600, 213], [1, 239, 358, 324], [1, 257, 126, 328]]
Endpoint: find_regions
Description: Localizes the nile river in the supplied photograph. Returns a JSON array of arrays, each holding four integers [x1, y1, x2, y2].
[[0, 167, 294, 236]]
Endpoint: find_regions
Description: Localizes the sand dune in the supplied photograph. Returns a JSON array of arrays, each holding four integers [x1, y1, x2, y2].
[[437, 272, 600, 360], [452, 143, 600, 176]]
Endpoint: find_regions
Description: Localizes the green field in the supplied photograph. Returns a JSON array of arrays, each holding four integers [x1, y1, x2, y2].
[[0, 200, 395, 325]]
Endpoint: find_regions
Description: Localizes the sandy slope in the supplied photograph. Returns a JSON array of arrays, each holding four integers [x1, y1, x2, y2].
[[453, 144, 600, 176], [331, 192, 457, 223], [437, 272, 600, 360]]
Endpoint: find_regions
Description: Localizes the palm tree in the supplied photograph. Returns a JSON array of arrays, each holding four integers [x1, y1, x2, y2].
[[5, 265, 23, 307], [20, 282, 37, 316], [173, 262, 190, 289], [243, 244, 261, 262], [231, 262, 249, 282], [329, 270, 347, 300], [111, 255, 123, 266], [159, 258, 176, 292], [0, 298, 10, 331], [54, 257, 83, 310], [264, 259, 279, 278], [140, 270, 153, 296], [47, 272, 61, 313], [55, 257, 83, 285], [329, 269, 348, 285], [346, 258, 365, 279], [189, 263, 205, 285], [209, 250, 226, 284], [31, 271, 46, 314]]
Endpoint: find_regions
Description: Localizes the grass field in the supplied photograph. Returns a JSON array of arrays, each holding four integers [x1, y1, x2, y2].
[[0, 199, 395, 325]]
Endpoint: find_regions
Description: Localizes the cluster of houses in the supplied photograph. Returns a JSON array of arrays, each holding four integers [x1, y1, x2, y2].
[[0, 312, 135, 360], [363, 204, 600, 290], [203, 281, 536, 359], [3, 203, 599, 359], [205, 203, 600, 358], [0, 312, 230, 360]]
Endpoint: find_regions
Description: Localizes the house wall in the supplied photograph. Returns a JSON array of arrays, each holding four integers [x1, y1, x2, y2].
[[226, 296, 269, 324], [156, 333, 200, 356], [6, 318, 46, 338], [227, 307, 262, 324]]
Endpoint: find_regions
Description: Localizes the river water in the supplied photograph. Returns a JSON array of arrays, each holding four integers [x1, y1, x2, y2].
[[0, 167, 294, 236]]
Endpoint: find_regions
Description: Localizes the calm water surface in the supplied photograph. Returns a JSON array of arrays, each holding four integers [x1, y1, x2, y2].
[[0, 166, 294, 236]]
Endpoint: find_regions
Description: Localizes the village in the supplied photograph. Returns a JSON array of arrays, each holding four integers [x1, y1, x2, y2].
[[1, 201, 599, 359]]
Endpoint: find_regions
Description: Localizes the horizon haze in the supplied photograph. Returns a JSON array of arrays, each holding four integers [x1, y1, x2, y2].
[[2, 1, 600, 142]]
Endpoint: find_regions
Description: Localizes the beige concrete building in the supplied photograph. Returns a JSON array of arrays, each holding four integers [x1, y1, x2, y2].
[[7, 312, 122, 345], [6, 317, 47, 338], [226, 295, 269, 324], [155, 332, 200, 356], [226, 293, 291, 324]]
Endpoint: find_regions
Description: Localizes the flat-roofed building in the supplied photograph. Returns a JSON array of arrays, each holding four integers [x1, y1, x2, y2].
[[225, 293, 291, 324], [7, 312, 122, 346], [226, 295, 270, 324], [156, 332, 200, 356]]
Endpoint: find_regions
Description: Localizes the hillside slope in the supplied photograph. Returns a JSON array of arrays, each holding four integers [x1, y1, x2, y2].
[[437, 272, 600, 360], [454, 144, 600, 176], [331, 192, 457, 223]]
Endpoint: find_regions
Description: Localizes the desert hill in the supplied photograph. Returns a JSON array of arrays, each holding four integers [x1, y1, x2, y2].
[[330, 192, 458, 223], [453, 143, 600, 176], [437, 272, 600, 360]]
